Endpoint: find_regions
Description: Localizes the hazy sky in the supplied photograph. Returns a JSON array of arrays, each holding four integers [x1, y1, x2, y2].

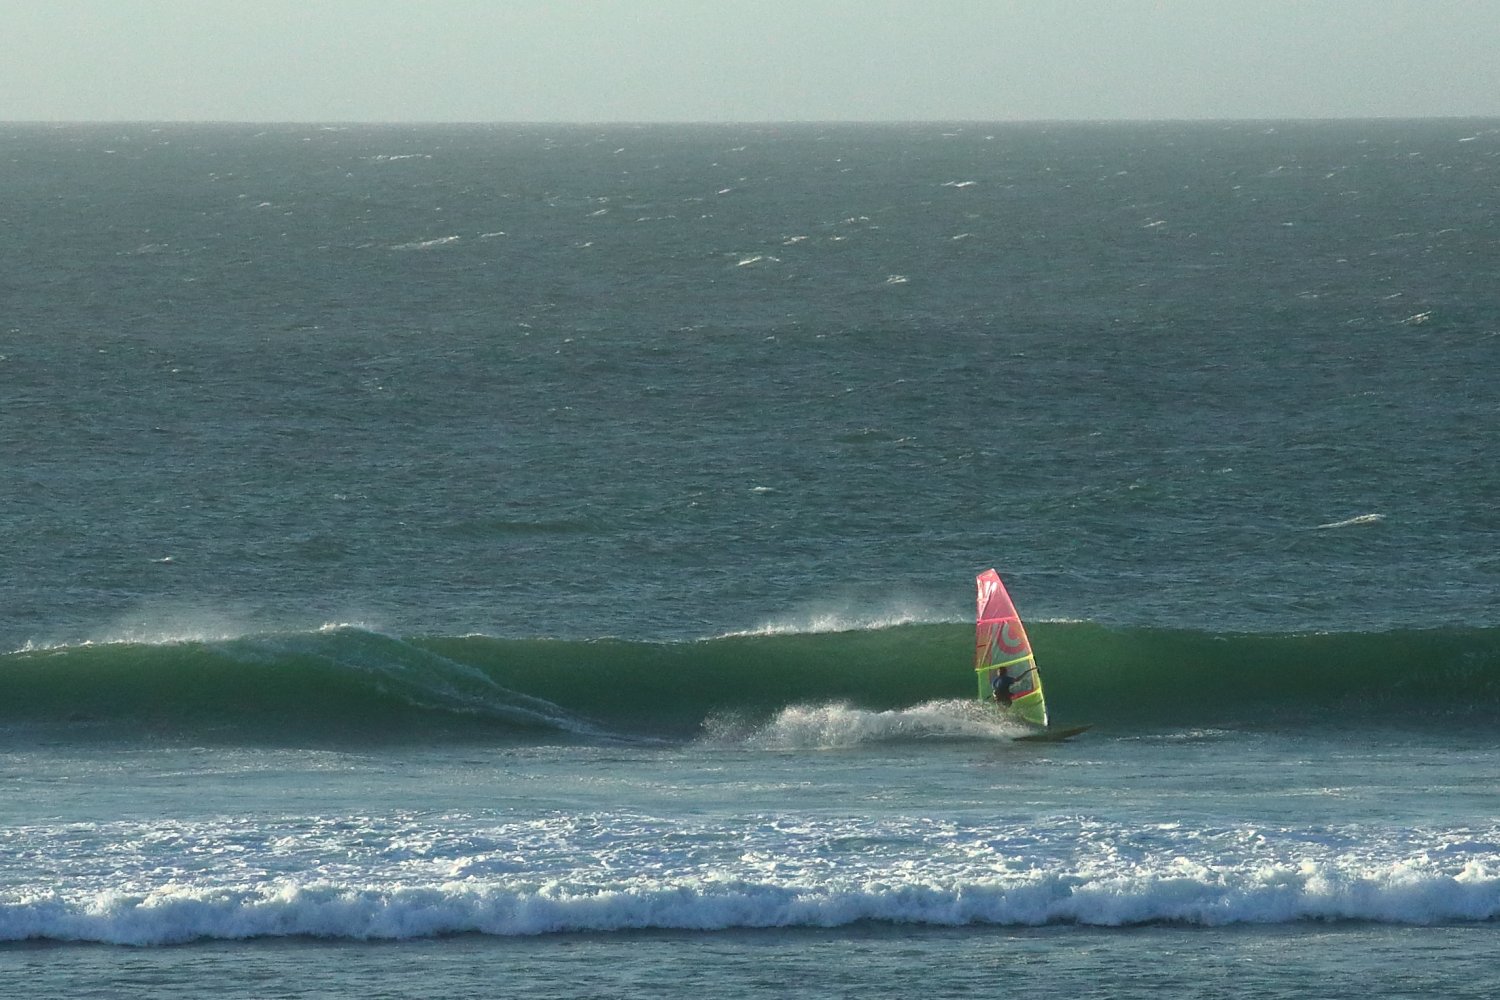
[[5, 0, 1498, 122]]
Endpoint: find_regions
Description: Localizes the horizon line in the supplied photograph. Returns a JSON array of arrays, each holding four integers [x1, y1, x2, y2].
[[6, 114, 1500, 128]]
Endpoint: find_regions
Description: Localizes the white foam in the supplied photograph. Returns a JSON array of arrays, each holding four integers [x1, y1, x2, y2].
[[6, 814, 1500, 943], [1315, 513, 1385, 529], [743, 700, 1019, 749], [392, 235, 461, 250], [5, 856, 1497, 944], [727, 601, 955, 638]]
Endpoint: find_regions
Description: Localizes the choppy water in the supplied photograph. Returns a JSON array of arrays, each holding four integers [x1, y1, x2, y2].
[[3, 120, 1498, 996]]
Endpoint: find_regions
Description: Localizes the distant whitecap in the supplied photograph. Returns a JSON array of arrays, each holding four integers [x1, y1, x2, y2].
[[1315, 513, 1385, 529], [392, 235, 461, 250]]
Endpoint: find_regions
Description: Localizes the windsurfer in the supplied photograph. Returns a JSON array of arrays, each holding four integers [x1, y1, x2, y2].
[[990, 669, 1016, 704], [991, 666, 1034, 705]]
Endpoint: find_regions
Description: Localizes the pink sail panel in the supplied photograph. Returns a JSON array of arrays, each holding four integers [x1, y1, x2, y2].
[[974, 568, 1032, 669]]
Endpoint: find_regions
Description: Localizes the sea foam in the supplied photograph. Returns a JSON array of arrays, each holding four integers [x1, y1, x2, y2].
[[737, 700, 1016, 749], [9, 809, 1500, 945], [6, 859, 1498, 945]]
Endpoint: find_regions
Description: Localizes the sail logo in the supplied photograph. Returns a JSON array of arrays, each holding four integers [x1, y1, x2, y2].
[[997, 620, 1027, 654]]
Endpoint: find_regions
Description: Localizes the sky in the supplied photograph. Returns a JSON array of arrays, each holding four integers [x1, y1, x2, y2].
[[4, 0, 1499, 123]]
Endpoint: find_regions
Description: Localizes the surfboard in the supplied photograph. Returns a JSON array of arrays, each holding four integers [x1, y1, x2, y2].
[[974, 568, 1089, 742]]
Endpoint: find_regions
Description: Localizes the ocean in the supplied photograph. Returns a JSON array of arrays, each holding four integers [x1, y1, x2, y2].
[[2, 119, 1498, 997]]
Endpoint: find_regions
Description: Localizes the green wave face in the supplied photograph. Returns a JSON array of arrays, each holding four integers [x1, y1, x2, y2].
[[4, 623, 1497, 743]]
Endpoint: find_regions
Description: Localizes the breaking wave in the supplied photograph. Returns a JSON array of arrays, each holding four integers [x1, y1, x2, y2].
[[5, 812, 1499, 944], [4, 621, 1498, 744]]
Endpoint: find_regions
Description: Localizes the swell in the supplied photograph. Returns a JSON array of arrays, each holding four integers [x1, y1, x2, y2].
[[0, 628, 599, 744], [4, 622, 1497, 743]]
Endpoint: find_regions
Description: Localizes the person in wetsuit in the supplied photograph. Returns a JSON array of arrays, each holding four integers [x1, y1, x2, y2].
[[991, 669, 1017, 704]]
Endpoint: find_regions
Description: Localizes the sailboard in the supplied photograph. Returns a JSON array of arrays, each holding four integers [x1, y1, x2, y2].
[[975, 568, 1089, 741]]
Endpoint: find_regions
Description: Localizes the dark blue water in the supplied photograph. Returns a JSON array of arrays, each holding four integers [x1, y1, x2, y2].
[[3, 121, 1498, 994]]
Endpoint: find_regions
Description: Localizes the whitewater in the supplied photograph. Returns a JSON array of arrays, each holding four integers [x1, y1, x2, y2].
[[9, 812, 1500, 945]]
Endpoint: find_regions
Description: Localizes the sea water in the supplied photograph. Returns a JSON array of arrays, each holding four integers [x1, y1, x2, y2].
[[2, 121, 1499, 997]]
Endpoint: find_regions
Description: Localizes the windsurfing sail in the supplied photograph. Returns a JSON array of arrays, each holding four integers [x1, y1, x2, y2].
[[975, 569, 1048, 728]]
